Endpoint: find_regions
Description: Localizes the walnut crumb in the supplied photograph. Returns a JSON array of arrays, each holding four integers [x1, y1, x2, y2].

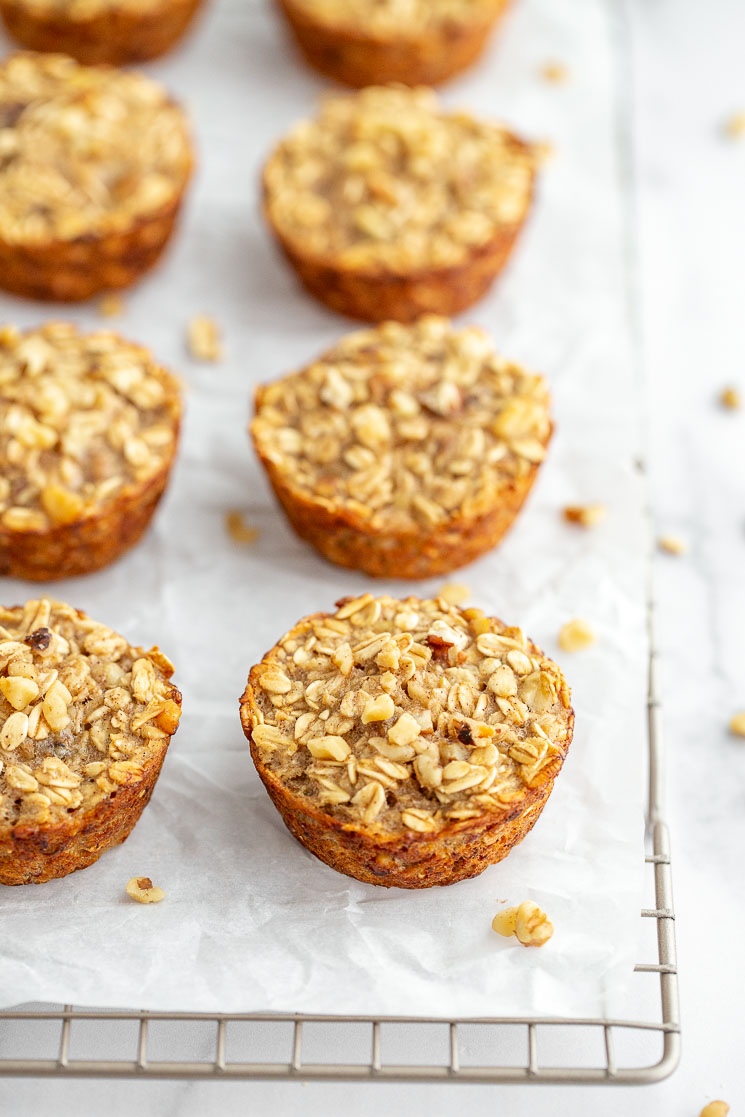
[[563, 503, 606, 528], [98, 293, 125, 318], [719, 386, 741, 410], [723, 111, 745, 139], [126, 876, 165, 904], [493, 901, 553, 946], [700, 1103, 730, 1117], [658, 534, 687, 556], [187, 315, 222, 362], [226, 511, 259, 544], [558, 619, 595, 653], [540, 61, 569, 83]]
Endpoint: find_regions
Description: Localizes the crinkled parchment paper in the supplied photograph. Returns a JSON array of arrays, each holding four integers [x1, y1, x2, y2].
[[0, 0, 647, 1017]]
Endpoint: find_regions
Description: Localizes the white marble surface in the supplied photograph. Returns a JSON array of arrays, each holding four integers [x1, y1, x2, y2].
[[2, 0, 745, 1111]]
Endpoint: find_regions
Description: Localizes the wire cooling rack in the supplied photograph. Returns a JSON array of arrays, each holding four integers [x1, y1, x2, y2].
[[0, 0, 680, 1086]]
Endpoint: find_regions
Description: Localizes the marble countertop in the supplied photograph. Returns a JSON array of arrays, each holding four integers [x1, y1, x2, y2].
[[2, 0, 744, 1112]]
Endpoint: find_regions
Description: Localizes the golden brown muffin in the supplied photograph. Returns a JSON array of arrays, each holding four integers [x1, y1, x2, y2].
[[0, 0, 206, 66], [0, 52, 194, 301], [262, 85, 537, 322], [275, 0, 510, 88], [0, 597, 182, 885], [240, 594, 573, 889], [251, 317, 551, 579], [0, 322, 182, 581]]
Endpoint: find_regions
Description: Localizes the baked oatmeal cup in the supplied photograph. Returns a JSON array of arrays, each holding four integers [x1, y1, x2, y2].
[[0, 52, 194, 301], [251, 316, 551, 579], [0, 597, 182, 885], [275, 0, 510, 87], [0, 322, 182, 581], [240, 594, 573, 889], [0, 0, 206, 66], [262, 85, 537, 321]]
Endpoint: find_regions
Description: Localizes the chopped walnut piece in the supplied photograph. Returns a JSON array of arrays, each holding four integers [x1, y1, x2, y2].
[[493, 901, 553, 946], [540, 61, 569, 83], [558, 619, 595, 653], [563, 504, 606, 528], [658, 534, 688, 556], [126, 876, 166, 904], [226, 511, 259, 544], [700, 1103, 730, 1117], [187, 315, 222, 362], [729, 712, 745, 738], [719, 386, 741, 410]]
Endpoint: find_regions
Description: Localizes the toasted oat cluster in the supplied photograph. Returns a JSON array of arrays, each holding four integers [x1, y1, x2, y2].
[[0, 52, 192, 245], [0, 322, 181, 533], [263, 85, 536, 272], [252, 317, 550, 534], [0, 598, 181, 830], [285, 0, 503, 33], [247, 594, 573, 833]]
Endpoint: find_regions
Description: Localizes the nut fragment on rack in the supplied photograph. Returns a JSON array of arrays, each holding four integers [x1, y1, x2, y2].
[[540, 61, 569, 83], [0, 52, 194, 301], [0, 598, 182, 886], [563, 504, 607, 528], [658, 534, 688, 556], [700, 1103, 730, 1117], [240, 594, 574, 888], [0, 0, 207, 66], [729, 712, 745, 738], [493, 900, 553, 946], [0, 322, 182, 581], [275, 0, 511, 88], [126, 876, 166, 904], [252, 317, 552, 578], [719, 386, 741, 410], [723, 111, 745, 139], [187, 315, 223, 362], [262, 85, 538, 321], [558, 619, 595, 653], [225, 511, 259, 544]]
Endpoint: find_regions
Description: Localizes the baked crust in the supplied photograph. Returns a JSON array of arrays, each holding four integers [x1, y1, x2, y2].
[[0, 322, 182, 582], [262, 85, 536, 323], [0, 53, 194, 302], [251, 317, 551, 579], [0, 0, 205, 66], [0, 598, 182, 885], [240, 595, 574, 889], [276, 0, 510, 87]]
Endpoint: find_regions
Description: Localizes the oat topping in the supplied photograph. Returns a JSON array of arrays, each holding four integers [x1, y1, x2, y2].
[[187, 315, 222, 362], [252, 317, 551, 533], [492, 900, 553, 946], [285, 0, 504, 34], [126, 875, 166, 903], [263, 85, 536, 272], [0, 52, 192, 244], [0, 599, 181, 829], [246, 594, 572, 834], [0, 322, 180, 532], [563, 503, 606, 528], [557, 619, 595, 653], [436, 583, 471, 606]]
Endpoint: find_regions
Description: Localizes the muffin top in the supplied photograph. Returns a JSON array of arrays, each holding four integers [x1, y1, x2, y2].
[[252, 316, 551, 534], [12, 0, 175, 12], [0, 52, 192, 244], [284, 0, 504, 35], [0, 598, 181, 830], [242, 594, 573, 835], [263, 85, 536, 272], [0, 322, 181, 534]]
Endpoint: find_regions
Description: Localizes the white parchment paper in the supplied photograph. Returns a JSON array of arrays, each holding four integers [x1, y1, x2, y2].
[[0, 0, 648, 1017]]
